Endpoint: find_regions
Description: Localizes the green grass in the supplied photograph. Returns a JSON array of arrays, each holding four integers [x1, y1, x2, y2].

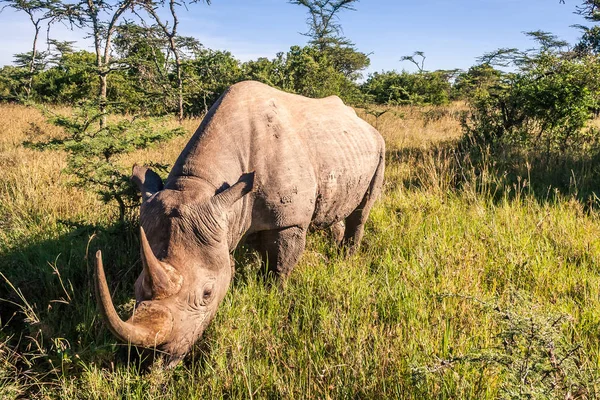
[[1, 104, 600, 399]]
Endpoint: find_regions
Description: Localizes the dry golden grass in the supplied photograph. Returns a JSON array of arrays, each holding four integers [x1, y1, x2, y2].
[[0, 102, 463, 235], [356, 103, 465, 150], [0, 106, 202, 236], [0, 106, 100, 245], [118, 117, 198, 170]]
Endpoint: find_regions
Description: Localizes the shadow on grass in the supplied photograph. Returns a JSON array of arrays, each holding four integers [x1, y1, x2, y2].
[[386, 137, 600, 208], [0, 217, 291, 392], [0, 220, 160, 385]]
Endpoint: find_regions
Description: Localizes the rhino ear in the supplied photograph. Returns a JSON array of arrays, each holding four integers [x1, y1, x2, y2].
[[131, 164, 164, 201], [211, 172, 255, 210]]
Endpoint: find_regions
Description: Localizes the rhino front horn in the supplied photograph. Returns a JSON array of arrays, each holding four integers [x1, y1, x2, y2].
[[94, 250, 173, 347], [139, 227, 183, 299]]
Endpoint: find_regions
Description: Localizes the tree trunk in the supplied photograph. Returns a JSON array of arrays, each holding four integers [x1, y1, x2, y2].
[[86, 0, 130, 127], [171, 38, 184, 123], [26, 21, 41, 100], [99, 73, 107, 127], [115, 195, 126, 223], [145, 0, 185, 123]]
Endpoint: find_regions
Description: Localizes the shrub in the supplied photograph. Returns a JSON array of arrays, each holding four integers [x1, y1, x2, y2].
[[183, 49, 244, 116], [362, 70, 452, 106], [462, 54, 600, 156], [242, 45, 365, 105], [24, 103, 186, 222], [452, 64, 503, 100], [0, 66, 28, 102]]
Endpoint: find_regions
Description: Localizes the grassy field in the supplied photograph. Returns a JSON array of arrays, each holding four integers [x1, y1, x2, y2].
[[1, 102, 600, 399]]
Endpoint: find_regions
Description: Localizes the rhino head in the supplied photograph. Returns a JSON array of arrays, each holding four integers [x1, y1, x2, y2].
[[95, 166, 254, 366]]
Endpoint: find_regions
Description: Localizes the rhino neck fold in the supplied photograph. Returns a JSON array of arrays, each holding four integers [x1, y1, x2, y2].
[[165, 174, 254, 254], [225, 191, 254, 252]]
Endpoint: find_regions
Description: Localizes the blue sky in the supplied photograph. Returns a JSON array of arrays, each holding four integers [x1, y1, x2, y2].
[[0, 0, 589, 74]]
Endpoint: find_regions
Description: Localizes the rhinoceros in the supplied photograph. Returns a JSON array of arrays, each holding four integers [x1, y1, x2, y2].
[[95, 81, 385, 365]]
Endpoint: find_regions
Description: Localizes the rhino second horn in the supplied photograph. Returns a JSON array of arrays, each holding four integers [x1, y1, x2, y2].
[[94, 250, 173, 347], [139, 227, 183, 299], [211, 172, 255, 210]]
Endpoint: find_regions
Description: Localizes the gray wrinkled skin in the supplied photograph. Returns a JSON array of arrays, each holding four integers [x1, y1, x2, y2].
[[97, 81, 385, 366]]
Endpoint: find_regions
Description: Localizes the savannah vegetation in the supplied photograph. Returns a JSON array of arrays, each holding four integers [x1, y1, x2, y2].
[[2, 0, 600, 398]]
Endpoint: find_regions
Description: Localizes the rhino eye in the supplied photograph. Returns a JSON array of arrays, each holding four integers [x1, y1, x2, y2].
[[195, 281, 216, 307], [202, 282, 215, 302]]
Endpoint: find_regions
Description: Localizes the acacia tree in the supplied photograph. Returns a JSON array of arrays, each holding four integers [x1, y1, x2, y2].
[[0, 0, 60, 98], [141, 0, 210, 122], [401, 51, 426, 73], [571, 0, 600, 55], [576, 0, 600, 20], [289, 0, 370, 84], [112, 23, 172, 113], [68, 0, 210, 121], [26, 106, 186, 222], [558, 0, 599, 18], [52, 0, 207, 123], [289, 0, 357, 49], [77, 0, 144, 125]]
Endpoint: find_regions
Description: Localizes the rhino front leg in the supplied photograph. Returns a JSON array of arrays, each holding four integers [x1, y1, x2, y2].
[[259, 226, 307, 277], [331, 221, 345, 247]]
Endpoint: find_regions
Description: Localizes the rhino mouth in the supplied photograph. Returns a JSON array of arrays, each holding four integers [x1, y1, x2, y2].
[[165, 353, 185, 369]]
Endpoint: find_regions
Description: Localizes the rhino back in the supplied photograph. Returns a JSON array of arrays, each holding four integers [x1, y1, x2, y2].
[[167, 81, 384, 232]]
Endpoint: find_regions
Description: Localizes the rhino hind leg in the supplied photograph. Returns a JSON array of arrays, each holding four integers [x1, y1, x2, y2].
[[258, 226, 307, 278], [341, 156, 385, 255]]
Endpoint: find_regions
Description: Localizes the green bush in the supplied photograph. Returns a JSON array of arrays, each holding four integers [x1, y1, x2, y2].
[[0, 65, 28, 101], [183, 49, 244, 116], [462, 54, 600, 155], [284, 46, 355, 100], [32, 51, 97, 105], [243, 54, 288, 90], [24, 103, 186, 222], [452, 64, 503, 100], [242, 45, 365, 105], [362, 70, 452, 106]]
